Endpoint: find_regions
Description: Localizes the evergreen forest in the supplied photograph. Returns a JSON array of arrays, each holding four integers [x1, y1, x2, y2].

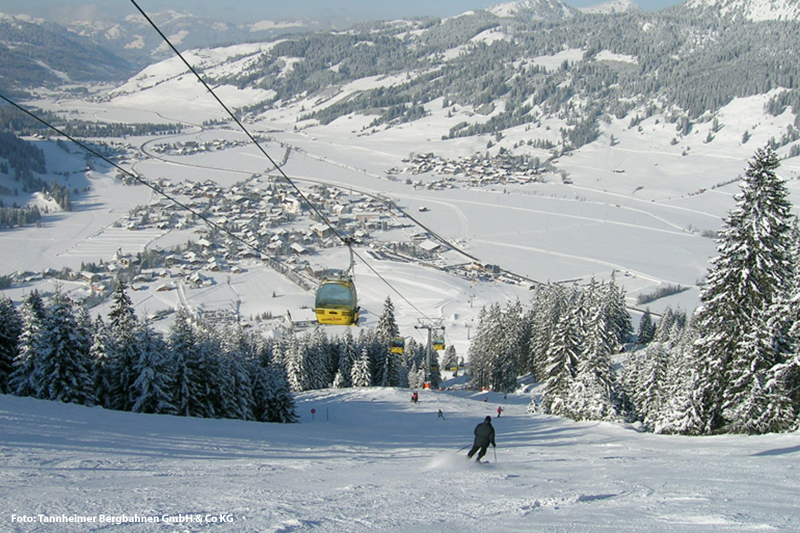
[[467, 147, 800, 435]]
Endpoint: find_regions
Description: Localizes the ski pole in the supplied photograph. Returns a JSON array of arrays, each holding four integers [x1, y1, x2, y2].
[[493, 446, 497, 463], [455, 444, 471, 453]]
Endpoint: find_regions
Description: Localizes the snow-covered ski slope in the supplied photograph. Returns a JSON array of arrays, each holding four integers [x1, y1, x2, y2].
[[2, 388, 799, 532]]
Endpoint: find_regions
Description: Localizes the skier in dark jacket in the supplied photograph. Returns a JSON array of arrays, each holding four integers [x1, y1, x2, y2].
[[467, 416, 496, 462]]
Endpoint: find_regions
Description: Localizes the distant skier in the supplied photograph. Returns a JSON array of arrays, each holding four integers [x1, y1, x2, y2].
[[411, 391, 419, 404], [496, 406, 503, 418], [438, 409, 446, 420], [467, 416, 496, 462]]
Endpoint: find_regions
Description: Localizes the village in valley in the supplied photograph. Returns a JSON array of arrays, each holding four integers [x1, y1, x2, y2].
[[394, 150, 556, 189], [4, 144, 545, 327]]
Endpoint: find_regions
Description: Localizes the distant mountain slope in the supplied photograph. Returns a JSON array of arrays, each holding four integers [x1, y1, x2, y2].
[[64, 10, 327, 66], [681, 0, 800, 20], [0, 13, 133, 93], [102, 3, 800, 155], [486, 0, 578, 19], [579, 0, 643, 14], [7, 1, 800, 159]]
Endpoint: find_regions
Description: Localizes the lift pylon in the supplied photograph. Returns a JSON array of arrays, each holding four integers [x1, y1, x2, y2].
[[415, 320, 445, 389]]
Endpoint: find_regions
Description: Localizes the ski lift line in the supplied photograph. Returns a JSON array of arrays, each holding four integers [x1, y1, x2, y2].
[[0, 92, 293, 286], [0, 89, 429, 326], [130, 0, 439, 325], [353, 247, 434, 322], [128, 0, 346, 249], [131, 3, 665, 326]]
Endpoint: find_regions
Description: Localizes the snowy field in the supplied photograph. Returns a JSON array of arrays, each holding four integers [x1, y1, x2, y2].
[[2, 387, 800, 532]]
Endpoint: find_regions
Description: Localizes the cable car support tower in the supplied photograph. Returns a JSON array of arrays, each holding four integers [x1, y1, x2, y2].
[[415, 320, 446, 389]]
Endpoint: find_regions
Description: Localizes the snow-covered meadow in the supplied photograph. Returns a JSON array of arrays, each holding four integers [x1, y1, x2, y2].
[[3, 387, 800, 532]]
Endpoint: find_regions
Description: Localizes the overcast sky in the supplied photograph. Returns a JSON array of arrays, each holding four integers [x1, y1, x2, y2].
[[3, 0, 687, 24]]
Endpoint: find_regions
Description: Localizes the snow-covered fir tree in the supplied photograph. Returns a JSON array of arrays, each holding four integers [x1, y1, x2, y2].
[[33, 295, 95, 405], [407, 362, 425, 390], [399, 337, 423, 387], [351, 346, 372, 387], [102, 282, 141, 411], [441, 344, 458, 371], [284, 334, 312, 392], [376, 296, 400, 340], [618, 306, 690, 428], [765, 230, 800, 429], [332, 369, 347, 388], [373, 299, 405, 386], [468, 303, 504, 390], [469, 300, 532, 391], [335, 329, 358, 388], [604, 273, 635, 348], [637, 309, 656, 345], [721, 320, 795, 434], [219, 325, 258, 420], [250, 361, 297, 423], [90, 316, 112, 407], [192, 325, 224, 418], [130, 322, 176, 415], [428, 348, 442, 389], [653, 322, 706, 435], [528, 285, 568, 380], [692, 147, 796, 434], [565, 281, 618, 421], [167, 307, 199, 416], [624, 338, 670, 428], [308, 326, 334, 390], [537, 288, 582, 416], [504, 299, 532, 377], [0, 296, 21, 392], [8, 291, 46, 397], [490, 345, 518, 393]]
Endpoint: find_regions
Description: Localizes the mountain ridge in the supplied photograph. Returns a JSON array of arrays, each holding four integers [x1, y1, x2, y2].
[[4, 1, 800, 158], [0, 12, 134, 94], [681, 0, 800, 20]]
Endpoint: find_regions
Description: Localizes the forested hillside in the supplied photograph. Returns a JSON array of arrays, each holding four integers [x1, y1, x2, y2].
[[6, 1, 800, 152], [177, 1, 800, 152], [0, 14, 134, 95]]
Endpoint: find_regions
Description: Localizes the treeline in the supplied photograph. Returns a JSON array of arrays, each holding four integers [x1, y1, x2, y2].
[[621, 148, 800, 435], [0, 286, 296, 423], [0, 130, 46, 190], [0, 203, 41, 229], [636, 284, 688, 306], [468, 147, 800, 435], [0, 181, 73, 230], [62, 121, 184, 138], [1, 106, 183, 139], [0, 106, 54, 136], [46, 182, 72, 211], [0, 288, 449, 423], [467, 277, 633, 421]]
